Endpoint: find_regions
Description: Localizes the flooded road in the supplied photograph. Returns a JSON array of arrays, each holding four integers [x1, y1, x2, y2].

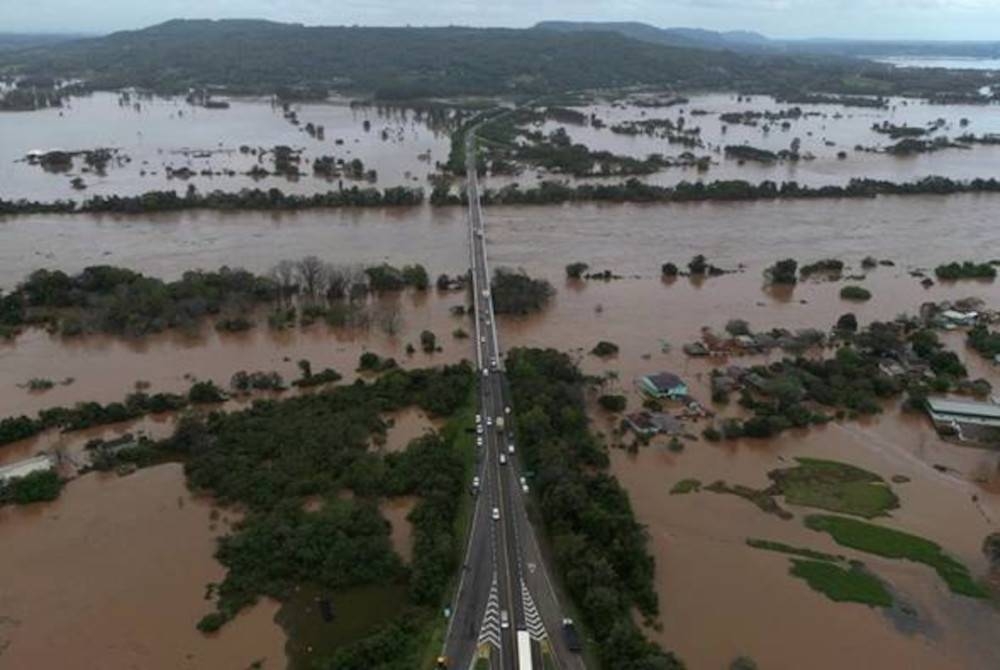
[[0, 464, 286, 669]]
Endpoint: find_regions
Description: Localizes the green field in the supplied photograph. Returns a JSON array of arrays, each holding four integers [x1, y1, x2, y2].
[[805, 515, 988, 598], [770, 458, 899, 519], [670, 478, 702, 495], [746, 538, 842, 562], [788, 559, 893, 607]]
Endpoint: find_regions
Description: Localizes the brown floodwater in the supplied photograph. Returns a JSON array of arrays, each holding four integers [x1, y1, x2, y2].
[[532, 92, 1000, 188], [379, 496, 417, 564], [378, 406, 442, 454], [0, 92, 451, 201], [0, 463, 286, 669], [4, 174, 1000, 668]]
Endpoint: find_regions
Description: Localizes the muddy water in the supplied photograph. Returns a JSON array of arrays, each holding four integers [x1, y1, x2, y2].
[[536, 92, 1000, 187], [379, 496, 417, 563], [378, 406, 442, 453], [0, 463, 286, 669], [4, 194, 1000, 292], [0, 92, 450, 201]]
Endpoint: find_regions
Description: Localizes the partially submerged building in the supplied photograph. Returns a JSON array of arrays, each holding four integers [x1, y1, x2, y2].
[[0, 454, 53, 484], [624, 411, 685, 436], [637, 372, 689, 399], [926, 397, 1000, 444]]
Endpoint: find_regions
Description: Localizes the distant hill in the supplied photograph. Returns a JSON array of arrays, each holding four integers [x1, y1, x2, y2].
[[534, 21, 774, 51], [0, 19, 990, 100]]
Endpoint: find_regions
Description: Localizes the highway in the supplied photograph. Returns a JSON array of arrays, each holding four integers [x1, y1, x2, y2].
[[440, 124, 586, 670]]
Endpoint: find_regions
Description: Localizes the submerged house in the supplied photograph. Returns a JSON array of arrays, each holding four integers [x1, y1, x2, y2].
[[0, 454, 53, 484], [625, 411, 684, 436], [638, 372, 689, 399]]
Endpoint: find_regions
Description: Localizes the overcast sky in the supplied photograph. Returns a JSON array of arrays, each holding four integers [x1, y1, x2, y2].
[[3, 0, 999, 40]]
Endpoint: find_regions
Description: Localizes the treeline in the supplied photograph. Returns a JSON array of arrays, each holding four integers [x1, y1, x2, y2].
[[506, 347, 684, 669], [1, 258, 439, 339], [476, 175, 1000, 206], [0, 185, 424, 216], [1, 378, 232, 448]]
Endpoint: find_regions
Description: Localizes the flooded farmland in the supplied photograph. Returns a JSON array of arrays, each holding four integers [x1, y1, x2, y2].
[[3, 93, 1000, 669], [0, 464, 286, 669]]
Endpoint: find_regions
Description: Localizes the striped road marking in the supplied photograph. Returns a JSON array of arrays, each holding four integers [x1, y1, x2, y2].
[[477, 573, 502, 649], [521, 579, 547, 641]]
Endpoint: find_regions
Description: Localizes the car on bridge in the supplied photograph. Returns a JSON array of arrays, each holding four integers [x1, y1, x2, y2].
[[491, 507, 500, 521]]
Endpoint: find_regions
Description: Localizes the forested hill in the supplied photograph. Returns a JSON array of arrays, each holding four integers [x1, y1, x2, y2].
[[0, 19, 990, 100]]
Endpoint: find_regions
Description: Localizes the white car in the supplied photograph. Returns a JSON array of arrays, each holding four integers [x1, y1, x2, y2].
[[472, 476, 481, 490], [475, 414, 482, 424], [504, 406, 511, 415], [476, 424, 484, 435], [520, 476, 529, 494], [480, 336, 486, 344], [500, 609, 509, 629], [490, 358, 498, 369], [481, 368, 489, 377], [486, 417, 493, 427], [499, 453, 507, 465], [492, 507, 500, 521], [476, 436, 483, 447], [508, 443, 515, 454]]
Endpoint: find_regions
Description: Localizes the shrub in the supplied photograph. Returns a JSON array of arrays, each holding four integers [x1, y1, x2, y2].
[[566, 262, 589, 279], [591, 340, 620, 357], [840, 285, 872, 301], [661, 262, 678, 277], [598, 394, 627, 412], [766, 258, 798, 285]]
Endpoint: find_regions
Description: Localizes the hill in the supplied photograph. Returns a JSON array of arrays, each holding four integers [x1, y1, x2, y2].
[[534, 21, 773, 51], [0, 19, 991, 101]]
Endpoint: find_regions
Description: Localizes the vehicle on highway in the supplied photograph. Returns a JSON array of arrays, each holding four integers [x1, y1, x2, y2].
[[475, 413, 481, 424], [492, 507, 500, 521], [504, 406, 511, 415], [507, 442, 515, 454], [486, 416, 493, 427], [481, 368, 489, 377], [519, 475, 529, 493], [495, 416, 505, 431], [476, 424, 484, 435], [476, 436, 483, 447], [500, 609, 509, 629], [499, 453, 507, 465], [562, 618, 582, 653], [490, 357, 498, 369], [517, 630, 533, 670], [480, 336, 486, 344], [435, 656, 449, 669], [472, 476, 480, 491]]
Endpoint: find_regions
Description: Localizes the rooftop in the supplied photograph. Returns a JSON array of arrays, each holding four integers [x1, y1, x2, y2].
[[926, 397, 1000, 420], [644, 372, 686, 390]]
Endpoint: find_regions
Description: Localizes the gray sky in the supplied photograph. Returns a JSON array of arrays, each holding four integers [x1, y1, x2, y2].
[[3, 0, 999, 40]]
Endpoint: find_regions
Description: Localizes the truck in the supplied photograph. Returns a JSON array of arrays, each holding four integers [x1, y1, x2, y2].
[[496, 416, 505, 432], [562, 618, 582, 653], [517, 630, 533, 670]]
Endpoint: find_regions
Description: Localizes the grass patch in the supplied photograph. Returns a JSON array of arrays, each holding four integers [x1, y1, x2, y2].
[[705, 480, 793, 520], [769, 457, 899, 519], [670, 478, 701, 495], [805, 514, 988, 598], [746, 538, 842, 562], [789, 559, 893, 607]]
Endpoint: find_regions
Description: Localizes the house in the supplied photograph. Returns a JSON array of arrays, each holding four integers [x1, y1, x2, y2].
[[940, 310, 978, 327], [0, 455, 53, 484], [638, 372, 689, 399], [625, 411, 684, 436], [926, 397, 1000, 429]]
